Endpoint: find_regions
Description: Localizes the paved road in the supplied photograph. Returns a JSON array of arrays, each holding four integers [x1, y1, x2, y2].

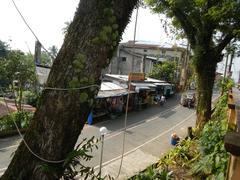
[[0, 93, 219, 178]]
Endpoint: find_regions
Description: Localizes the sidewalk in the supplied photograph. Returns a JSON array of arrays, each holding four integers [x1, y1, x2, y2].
[[98, 111, 196, 179]]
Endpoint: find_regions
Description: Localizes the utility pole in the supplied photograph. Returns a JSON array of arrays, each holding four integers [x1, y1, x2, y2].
[[223, 53, 229, 79], [142, 54, 146, 73], [131, 7, 139, 72], [228, 51, 235, 77], [180, 42, 190, 91], [34, 40, 41, 65]]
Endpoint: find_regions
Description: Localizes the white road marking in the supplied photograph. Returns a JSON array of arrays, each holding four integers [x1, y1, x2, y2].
[[0, 167, 7, 172], [105, 105, 181, 140], [94, 112, 195, 169], [0, 144, 18, 151], [0, 167, 7, 176]]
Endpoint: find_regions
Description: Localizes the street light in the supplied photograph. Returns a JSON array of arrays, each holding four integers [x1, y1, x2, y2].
[[99, 126, 108, 178]]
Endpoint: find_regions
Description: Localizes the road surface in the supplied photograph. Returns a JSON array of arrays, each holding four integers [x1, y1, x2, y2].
[[0, 93, 219, 178]]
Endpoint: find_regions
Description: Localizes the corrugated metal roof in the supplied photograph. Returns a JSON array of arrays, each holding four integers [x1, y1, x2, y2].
[[100, 82, 125, 91], [131, 82, 157, 87], [104, 74, 165, 83], [97, 82, 132, 98], [97, 89, 128, 98]]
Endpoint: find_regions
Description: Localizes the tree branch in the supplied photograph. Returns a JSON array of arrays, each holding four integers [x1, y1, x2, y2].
[[216, 33, 234, 54], [172, 7, 197, 47]]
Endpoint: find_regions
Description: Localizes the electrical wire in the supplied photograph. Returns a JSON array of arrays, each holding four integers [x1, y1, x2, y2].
[[115, 4, 139, 179], [0, 84, 99, 164], [11, 0, 56, 60], [44, 84, 100, 91], [115, 79, 131, 179]]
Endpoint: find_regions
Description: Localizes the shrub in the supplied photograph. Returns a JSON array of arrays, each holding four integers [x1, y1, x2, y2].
[[0, 111, 33, 131], [191, 94, 229, 179], [23, 91, 40, 107], [133, 166, 173, 180]]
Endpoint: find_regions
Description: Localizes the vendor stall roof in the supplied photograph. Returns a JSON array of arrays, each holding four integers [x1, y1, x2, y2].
[[154, 82, 172, 86], [97, 82, 135, 98], [104, 74, 165, 83], [100, 82, 125, 91], [145, 77, 165, 83], [131, 82, 157, 87], [97, 89, 128, 98], [135, 86, 151, 92]]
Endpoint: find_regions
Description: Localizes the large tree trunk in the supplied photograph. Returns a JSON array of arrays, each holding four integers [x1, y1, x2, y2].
[[1, 0, 138, 179], [194, 49, 219, 130]]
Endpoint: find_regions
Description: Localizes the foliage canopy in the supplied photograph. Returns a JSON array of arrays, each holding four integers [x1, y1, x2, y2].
[[149, 61, 176, 82]]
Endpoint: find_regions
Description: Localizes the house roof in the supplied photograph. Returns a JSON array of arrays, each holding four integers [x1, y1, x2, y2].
[[104, 74, 166, 83], [120, 41, 187, 52]]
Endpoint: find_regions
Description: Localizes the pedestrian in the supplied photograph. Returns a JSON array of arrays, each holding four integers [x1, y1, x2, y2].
[[171, 133, 180, 146]]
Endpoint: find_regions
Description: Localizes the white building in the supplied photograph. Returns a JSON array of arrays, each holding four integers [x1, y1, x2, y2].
[[104, 41, 187, 77]]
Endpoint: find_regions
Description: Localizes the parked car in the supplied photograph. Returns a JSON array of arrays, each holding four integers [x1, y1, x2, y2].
[[180, 90, 196, 108]]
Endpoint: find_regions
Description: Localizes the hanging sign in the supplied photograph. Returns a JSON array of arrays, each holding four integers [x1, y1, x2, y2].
[[128, 72, 145, 81]]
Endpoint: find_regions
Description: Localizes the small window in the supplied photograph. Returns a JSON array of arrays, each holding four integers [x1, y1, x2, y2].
[[144, 49, 147, 52], [121, 57, 126, 62]]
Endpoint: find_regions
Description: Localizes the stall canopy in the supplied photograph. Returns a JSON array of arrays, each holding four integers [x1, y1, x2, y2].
[[131, 82, 156, 92], [97, 82, 130, 98]]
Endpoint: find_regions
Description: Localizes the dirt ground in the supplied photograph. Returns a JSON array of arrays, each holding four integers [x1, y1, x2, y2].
[[0, 99, 35, 118]]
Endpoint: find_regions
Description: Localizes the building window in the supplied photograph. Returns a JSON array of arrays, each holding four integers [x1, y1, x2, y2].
[[144, 49, 147, 52], [121, 57, 126, 62]]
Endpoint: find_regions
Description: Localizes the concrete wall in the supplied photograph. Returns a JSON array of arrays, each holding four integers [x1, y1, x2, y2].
[[105, 44, 186, 76]]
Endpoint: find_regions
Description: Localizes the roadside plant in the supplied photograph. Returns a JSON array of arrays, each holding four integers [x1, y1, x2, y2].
[[159, 138, 200, 168], [0, 111, 33, 132], [132, 166, 173, 180], [191, 96, 229, 179], [218, 77, 235, 95], [40, 136, 113, 180], [23, 90, 40, 107], [211, 93, 228, 121], [62, 136, 100, 179]]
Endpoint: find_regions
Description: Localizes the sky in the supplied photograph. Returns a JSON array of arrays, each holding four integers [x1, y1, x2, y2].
[[0, 0, 239, 82]]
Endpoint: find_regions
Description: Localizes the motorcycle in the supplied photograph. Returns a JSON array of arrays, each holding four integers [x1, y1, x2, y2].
[[186, 94, 195, 108], [159, 96, 166, 106]]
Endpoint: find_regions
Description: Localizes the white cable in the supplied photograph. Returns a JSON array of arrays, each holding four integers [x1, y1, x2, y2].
[[11, 0, 56, 60], [44, 84, 100, 91], [115, 79, 131, 179], [0, 84, 99, 164]]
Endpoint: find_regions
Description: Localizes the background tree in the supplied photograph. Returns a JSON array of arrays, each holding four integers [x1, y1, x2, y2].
[[40, 51, 52, 66], [0, 40, 9, 87], [0, 40, 9, 59], [146, 0, 240, 129], [4, 51, 36, 107], [48, 45, 58, 59], [1, 0, 138, 179], [149, 61, 176, 82]]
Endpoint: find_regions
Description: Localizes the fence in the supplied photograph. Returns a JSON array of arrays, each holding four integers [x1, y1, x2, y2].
[[224, 88, 240, 180]]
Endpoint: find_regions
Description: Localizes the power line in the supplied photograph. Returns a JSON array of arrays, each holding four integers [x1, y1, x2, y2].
[[11, 0, 55, 60]]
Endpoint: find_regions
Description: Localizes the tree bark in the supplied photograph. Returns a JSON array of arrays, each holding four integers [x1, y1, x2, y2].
[[1, 0, 138, 179], [194, 49, 219, 130]]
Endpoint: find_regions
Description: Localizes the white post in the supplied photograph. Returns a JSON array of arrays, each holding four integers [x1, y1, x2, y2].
[[99, 127, 108, 178]]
